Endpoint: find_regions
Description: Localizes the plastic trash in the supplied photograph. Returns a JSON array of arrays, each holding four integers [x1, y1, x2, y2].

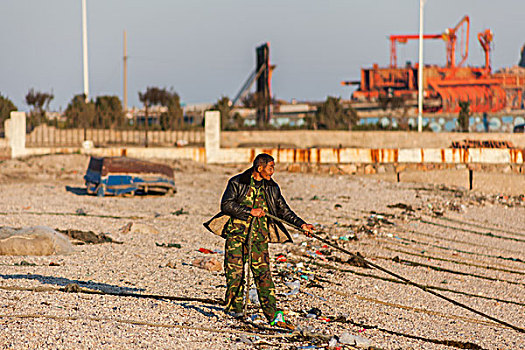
[[285, 280, 301, 289], [338, 332, 371, 348], [328, 337, 338, 347], [307, 307, 321, 317], [285, 288, 300, 296], [249, 288, 260, 306], [303, 291, 327, 301], [198, 248, 215, 254], [284, 280, 300, 296], [250, 313, 265, 325], [155, 242, 181, 248], [276, 255, 287, 262]]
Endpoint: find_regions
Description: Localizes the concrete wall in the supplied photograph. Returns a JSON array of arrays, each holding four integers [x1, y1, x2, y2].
[[204, 111, 524, 165], [3, 111, 524, 167], [221, 130, 525, 149]]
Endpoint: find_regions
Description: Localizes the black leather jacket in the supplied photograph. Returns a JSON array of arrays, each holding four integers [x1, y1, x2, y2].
[[204, 168, 306, 243]]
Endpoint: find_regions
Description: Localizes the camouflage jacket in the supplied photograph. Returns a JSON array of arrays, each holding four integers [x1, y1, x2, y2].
[[203, 168, 306, 243]]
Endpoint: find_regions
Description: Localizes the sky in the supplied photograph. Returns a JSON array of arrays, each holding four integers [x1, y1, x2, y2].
[[0, 0, 524, 112]]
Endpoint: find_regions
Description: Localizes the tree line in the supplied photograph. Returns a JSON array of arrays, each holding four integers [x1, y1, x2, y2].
[[0, 89, 473, 132], [0, 87, 184, 131]]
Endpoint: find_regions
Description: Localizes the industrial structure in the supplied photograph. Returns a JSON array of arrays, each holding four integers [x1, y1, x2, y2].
[[342, 16, 525, 116], [232, 43, 274, 125]]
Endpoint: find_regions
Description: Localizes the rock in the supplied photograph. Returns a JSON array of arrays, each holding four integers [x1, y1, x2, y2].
[[0, 226, 73, 256], [339, 332, 371, 348], [328, 165, 343, 175], [364, 165, 376, 175], [192, 257, 222, 272], [287, 164, 302, 173], [63, 283, 82, 293], [120, 222, 159, 235], [339, 164, 358, 175]]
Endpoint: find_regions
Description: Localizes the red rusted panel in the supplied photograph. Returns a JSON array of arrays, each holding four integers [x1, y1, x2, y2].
[[510, 149, 525, 163], [370, 149, 379, 163]]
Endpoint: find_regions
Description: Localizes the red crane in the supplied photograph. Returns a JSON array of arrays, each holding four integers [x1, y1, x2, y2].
[[478, 29, 493, 72], [389, 15, 470, 69]]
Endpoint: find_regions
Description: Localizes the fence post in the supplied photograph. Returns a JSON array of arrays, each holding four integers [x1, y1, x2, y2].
[[205, 111, 220, 163], [8, 111, 26, 158]]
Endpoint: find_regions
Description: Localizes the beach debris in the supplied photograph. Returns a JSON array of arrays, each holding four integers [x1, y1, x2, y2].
[[172, 208, 189, 216], [276, 255, 287, 262], [14, 260, 36, 266], [328, 252, 370, 268], [238, 335, 253, 345], [166, 261, 176, 269], [284, 280, 301, 296], [450, 139, 515, 149], [387, 202, 414, 212], [249, 288, 260, 305], [75, 208, 87, 216], [192, 257, 222, 272], [250, 313, 265, 325], [198, 247, 216, 254], [338, 332, 371, 348], [306, 307, 322, 318], [84, 156, 176, 197], [0, 226, 73, 256], [63, 283, 82, 293], [120, 222, 159, 235], [155, 242, 182, 248], [56, 228, 116, 244]]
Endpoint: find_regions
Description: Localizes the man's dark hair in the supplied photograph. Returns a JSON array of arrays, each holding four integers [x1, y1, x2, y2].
[[253, 153, 274, 172]]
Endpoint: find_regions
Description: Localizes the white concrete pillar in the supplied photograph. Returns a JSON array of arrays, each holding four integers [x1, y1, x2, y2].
[[205, 110, 220, 163], [4, 118, 10, 141], [9, 111, 26, 158]]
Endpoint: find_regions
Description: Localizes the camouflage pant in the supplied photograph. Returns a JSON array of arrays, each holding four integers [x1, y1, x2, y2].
[[224, 234, 277, 321]]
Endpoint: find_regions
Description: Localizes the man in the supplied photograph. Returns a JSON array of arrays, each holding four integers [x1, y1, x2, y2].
[[204, 153, 313, 327]]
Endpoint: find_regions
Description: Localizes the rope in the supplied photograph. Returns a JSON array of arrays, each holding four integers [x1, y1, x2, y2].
[[331, 290, 506, 329], [430, 215, 525, 237], [266, 213, 525, 334], [392, 225, 523, 256], [0, 211, 144, 220], [0, 313, 296, 339], [370, 240, 524, 275], [306, 259, 525, 307], [390, 230, 524, 263], [419, 219, 525, 243]]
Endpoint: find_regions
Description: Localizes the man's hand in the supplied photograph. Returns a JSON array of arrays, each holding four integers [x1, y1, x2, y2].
[[301, 223, 315, 237], [250, 208, 265, 217]]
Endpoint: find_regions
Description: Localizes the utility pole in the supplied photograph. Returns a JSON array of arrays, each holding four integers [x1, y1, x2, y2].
[[417, 0, 426, 132], [82, 0, 89, 102], [123, 30, 128, 112]]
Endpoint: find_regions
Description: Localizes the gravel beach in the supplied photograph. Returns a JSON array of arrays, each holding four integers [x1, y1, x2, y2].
[[0, 154, 523, 349]]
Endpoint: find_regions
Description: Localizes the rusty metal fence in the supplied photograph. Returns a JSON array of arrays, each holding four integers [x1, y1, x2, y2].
[[25, 125, 204, 148]]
